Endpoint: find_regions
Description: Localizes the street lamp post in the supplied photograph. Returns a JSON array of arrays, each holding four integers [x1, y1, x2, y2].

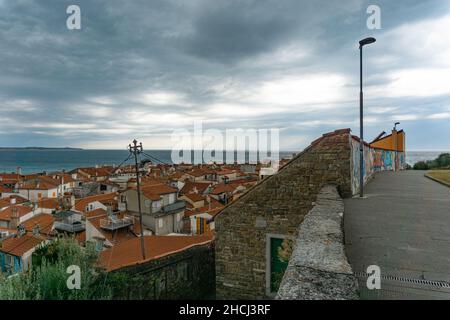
[[359, 37, 376, 198], [394, 122, 400, 171]]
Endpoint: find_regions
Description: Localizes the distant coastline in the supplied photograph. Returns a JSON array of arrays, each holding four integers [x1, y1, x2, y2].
[[0, 147, 83, 150]]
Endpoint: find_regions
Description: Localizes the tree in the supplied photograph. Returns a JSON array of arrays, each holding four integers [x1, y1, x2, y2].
[[413, 153, 450, 170]]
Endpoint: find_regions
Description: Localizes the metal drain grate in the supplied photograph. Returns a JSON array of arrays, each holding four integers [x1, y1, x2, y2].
[[355, 272, 450, 289]]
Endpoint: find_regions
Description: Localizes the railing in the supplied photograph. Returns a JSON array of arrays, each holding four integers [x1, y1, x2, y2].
[[99, 215, 134, 230], [161, 200, 186, 214], [54, 220, 86, 233]]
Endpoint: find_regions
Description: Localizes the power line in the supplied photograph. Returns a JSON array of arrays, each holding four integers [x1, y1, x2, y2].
[[140, 151, 170, 166]]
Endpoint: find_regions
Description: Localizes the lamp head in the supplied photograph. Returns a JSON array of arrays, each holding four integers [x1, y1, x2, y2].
[[359, 37, 376, 48]]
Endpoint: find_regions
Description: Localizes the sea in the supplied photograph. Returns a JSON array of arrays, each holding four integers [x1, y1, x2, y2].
[[0, 149, 447, 174]]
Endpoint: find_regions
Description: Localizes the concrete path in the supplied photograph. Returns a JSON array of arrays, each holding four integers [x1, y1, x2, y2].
[[344, 170, 450, 299]]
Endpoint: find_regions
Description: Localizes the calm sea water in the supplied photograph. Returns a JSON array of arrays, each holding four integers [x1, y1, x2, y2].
[[0, 149, 295, 174], [0, 149, 446, 174]]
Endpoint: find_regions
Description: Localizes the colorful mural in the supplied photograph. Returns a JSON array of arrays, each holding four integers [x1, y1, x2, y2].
[[351, 137, 405, 195]]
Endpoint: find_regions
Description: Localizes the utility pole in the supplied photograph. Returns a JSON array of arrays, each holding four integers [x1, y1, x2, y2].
[[129, 139, 146, 260]]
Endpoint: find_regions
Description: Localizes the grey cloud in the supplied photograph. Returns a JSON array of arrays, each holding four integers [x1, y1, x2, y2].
[[0, 0, 450, 150]]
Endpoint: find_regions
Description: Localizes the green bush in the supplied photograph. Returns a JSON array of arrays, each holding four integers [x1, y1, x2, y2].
[[413, 161, 429, 170], [0, 237, 112, 300], [414, 153, 450, 170]]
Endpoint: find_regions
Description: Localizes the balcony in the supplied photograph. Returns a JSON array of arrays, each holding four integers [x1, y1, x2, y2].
[[161, 200, 186, 214], [54, 220, 85, 233], [100, 215, 134, 231]]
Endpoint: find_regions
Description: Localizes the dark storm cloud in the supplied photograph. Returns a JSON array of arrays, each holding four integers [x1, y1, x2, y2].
[[0, 0, 450, 150]]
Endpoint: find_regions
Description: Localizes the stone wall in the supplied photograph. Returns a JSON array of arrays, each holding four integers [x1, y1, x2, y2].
[[214, 129, 354, 299], [276, 185, 359, 300], [106, 243, 215, 300]]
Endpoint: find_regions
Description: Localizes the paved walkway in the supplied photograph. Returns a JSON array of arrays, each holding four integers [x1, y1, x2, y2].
[[344, 170, 450, 299]]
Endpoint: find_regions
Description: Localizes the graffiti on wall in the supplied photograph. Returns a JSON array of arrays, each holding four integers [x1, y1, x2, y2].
[[351, 139, 373, 194], [351, 137, 405, 195]]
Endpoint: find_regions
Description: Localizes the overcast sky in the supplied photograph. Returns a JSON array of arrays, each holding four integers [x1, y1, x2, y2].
[[1, 0, 449, 151]]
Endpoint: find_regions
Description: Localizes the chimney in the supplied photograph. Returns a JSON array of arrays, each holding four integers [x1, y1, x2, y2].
[[10, 197, 16, 205], [17, 166, 22, 175], [32, 223, 40, 236], [10, 207, 20, 229], [17, 224, 26, 237]]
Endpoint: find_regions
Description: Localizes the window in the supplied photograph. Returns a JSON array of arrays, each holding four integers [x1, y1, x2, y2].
[[265, 234, 294, 297], [158, 218, 163, 228], [52, 192, 56, 197], [95, 239, 105, 252], [38, 193, 42, 199]]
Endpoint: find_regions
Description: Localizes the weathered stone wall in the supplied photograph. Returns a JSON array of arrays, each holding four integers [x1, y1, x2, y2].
[[214, 129, 354, 299], [276, 185, 359, 300], [106, 243, 215, 300]]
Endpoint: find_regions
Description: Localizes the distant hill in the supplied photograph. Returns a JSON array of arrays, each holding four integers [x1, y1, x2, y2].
[[0, 147, 83, 150]]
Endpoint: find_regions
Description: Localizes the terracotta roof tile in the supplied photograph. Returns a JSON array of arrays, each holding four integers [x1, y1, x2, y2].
[[0, 195, 29, 209], [22, 214, 54, 235], [180, 182, 211, 195], [0, 233, 45, 257], [210, 183, 235, 195], [36, 198, 60, 210], [74, 192, 118, 212], [0, 205, 32, 221], [87, 209, 140, 245], [99, 233, 214, 271]]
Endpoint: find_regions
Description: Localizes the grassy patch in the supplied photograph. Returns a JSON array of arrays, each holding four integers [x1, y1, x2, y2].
[[426, 170, 450, 186]]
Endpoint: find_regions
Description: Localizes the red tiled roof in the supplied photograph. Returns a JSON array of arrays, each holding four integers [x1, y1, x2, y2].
[[22, 214, 54, 235], [78, 167, 113, 177], [75, 231, 86, 244], [19, 179, 58, 190], [183, 193, 205, 202], [217, 169, 235, 175], [210, 183, 235, 195], [0, 195, 28, 209], [186, 169, 206, 177], [180, 182, 211, 195], [185, 198, 224, 217], [0, 173, 21, 181], [36, 198, 60, 210], [0, 233, 45, 257], [74, 192, 118, 212], [0, 205, 32, 221], [99, 233, 214, 271], [0, 185, 13, 193], [141, 184, 177, 195], [86, 209, 139, 245]]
